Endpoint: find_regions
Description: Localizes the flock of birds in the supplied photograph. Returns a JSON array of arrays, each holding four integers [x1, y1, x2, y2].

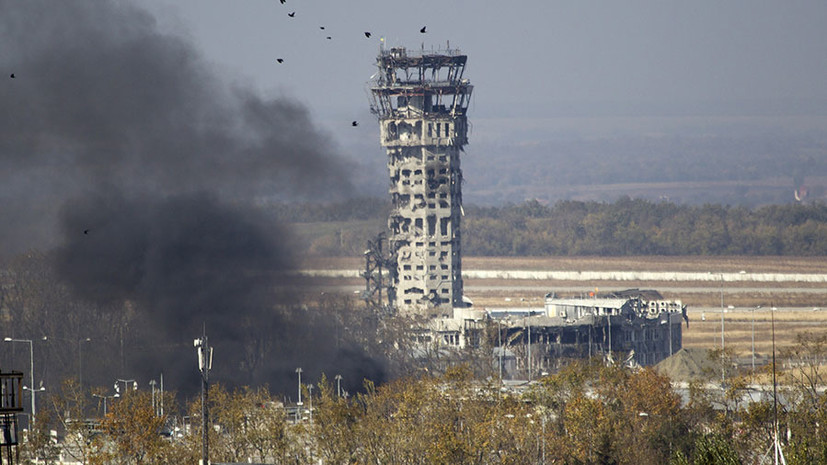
[[5, 2, 430, 238], [6, 4, 431, 139], [274, 0, 427, 128]]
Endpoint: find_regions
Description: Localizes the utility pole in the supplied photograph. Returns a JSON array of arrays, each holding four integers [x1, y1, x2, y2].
[[194, 329, 213, 465]]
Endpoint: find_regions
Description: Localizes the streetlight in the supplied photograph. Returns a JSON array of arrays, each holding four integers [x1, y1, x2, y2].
[[23, 385, 45, 417], [719, 273, 725, 353], [524, 316, 532, 382], [334, 374, 343, 398], [295, 368, 303, 406], [78, 338, 91, 392], [92, 393, 119, 416], [497, 319, 503, 384], [114, 379, 138, 395], [295, 368, 304, 424], [308, 384, 314, 423], [710, 272, 725, 387], [752, 305, 762, 376], [194, 333, 213, 465], [4, 336, 47, 422], [150, 380, 158, 416]]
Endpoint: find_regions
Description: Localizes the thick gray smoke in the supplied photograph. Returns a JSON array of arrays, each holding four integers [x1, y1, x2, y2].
[[55, 191, 293, 337], [1, 0, 383, 393], [0, 0, 350, 254]]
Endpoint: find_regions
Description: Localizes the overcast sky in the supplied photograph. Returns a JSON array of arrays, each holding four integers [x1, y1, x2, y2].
[[143, 0, 827, 121]]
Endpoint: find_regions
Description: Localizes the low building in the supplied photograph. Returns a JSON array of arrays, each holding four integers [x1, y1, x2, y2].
[[410, 290, 687, 379]]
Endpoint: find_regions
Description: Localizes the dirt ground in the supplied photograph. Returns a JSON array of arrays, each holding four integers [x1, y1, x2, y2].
[[303, 255, 827, 356]]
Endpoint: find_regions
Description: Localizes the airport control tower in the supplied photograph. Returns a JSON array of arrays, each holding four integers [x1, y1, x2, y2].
[[369, 46, 473, 317]]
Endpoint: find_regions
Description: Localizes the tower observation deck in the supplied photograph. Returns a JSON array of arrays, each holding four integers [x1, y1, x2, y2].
[[370, 46, 473, 317]]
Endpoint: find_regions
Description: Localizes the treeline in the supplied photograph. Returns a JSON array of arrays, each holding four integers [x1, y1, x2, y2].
[[27, 341, 827, 465], [464, 197, 827, 256], [273, 197, 827, 256]]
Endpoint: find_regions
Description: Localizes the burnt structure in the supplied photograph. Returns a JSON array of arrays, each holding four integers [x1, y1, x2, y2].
[[0, 370, 23, 464], [370, 46, 472, 317], [489, 290, 687, 377]]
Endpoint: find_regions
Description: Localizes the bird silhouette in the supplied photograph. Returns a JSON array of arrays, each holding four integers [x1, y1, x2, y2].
[[288, 11, 295, 17], [277, 58, 284, 63], [364, 32, 371, 38], [83, 229, 89, 235], [352, 121, 358, 127], [420, 26, 427, 33], [9, 73, 14, 79], [280, 0, 285, 4], [326, 36, 332, 40], [320, 26, 325, 30]]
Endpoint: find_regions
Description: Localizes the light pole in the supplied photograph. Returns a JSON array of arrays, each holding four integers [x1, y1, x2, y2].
[[4, 337, 46, 422], [150, 380, 158, 416], [92, 393, 118, 416], [78, 338, 91, 393], [752, 305, 761, 376], [23, 385, 45, 422], [114, 378, 138, 395], [719, 273, 724, 353], [194, 332, 213, 465], [308, 384, 314, 423], [334, 374, 342, 398], [295, 368, 303, 423], [498, 319, 503, 384], [295, 368, 303, 405], [711, 272, 726, 387], [525, 316, 532, 381]]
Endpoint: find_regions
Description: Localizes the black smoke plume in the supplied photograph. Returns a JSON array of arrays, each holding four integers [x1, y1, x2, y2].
[[1, 0, 383, 394]]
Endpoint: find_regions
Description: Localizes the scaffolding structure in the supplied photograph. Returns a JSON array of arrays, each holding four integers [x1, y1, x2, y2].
[[361, 232, 397, 315], [370, 46, 473, 317], [0, 371, 23, 465]]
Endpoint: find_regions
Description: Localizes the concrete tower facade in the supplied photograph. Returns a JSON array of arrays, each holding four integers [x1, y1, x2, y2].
[[370, 46, 473, 317]]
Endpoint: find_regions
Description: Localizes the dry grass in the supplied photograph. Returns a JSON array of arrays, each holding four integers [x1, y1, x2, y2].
[[684, 308, 827, 357], [303, 255, 827, 354]]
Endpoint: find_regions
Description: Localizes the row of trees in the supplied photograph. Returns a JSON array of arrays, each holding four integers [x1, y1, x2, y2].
[[23, 333, 827, 464], [278, 197, 827, 256], [463, 198, 827, 256]]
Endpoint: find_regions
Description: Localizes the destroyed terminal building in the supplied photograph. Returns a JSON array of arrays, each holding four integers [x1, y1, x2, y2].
[[369, 47, 684, 376]]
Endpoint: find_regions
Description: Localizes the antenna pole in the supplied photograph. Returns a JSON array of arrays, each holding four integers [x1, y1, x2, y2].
[[195, 325, 212, 465], [771, 306, 782, 465]]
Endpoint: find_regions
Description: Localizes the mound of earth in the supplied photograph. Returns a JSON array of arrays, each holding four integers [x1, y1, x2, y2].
[[655, 348, 716, 382]]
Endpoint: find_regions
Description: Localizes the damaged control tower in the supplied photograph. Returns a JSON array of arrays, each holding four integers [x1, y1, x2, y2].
[[370, 46, 473, 317]]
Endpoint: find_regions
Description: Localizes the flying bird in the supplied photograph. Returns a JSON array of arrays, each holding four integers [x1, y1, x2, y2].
[[83, 229, 89, 235], [364, 32, 371, 38], [280, 0, 285, 4], [9, 73, 14, 78], [352, 121, 358, 127], [420, 26, 427, 33], [326, 36, 332, 40], [276, 58, 284, 63], [288, 11, 295, 17], [320, 26, 325, 30]]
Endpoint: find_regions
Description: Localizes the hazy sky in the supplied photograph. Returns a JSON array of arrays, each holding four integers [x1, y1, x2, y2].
[[143, 0, 827, 122]]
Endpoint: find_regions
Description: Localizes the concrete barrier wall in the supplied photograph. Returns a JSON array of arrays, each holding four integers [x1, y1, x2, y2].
[[299, 269, 827, 283]]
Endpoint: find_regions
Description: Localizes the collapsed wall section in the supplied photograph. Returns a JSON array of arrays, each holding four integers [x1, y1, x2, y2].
[[370, 47, 472, 317]]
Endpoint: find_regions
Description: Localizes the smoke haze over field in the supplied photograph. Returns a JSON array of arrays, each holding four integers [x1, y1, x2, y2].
[[1, 0, 382, 393]]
